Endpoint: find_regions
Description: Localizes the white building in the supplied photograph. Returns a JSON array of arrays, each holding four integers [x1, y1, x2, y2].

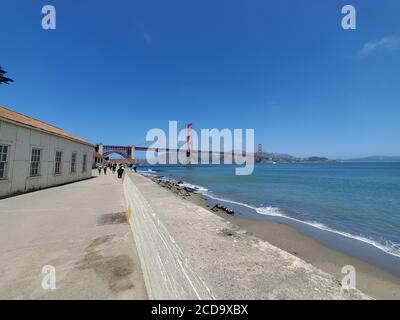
[[0, 106, 93, 198]]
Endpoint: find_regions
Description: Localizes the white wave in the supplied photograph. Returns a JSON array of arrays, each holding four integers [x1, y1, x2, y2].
[[142, 175, 209, 193], [147, 175, 400, 259], [206, 193, 282, 216], [204, 193, 400, 258], [138, 170, 158, 177], [177, 182, 208, 193], [301, 222, 400, 258]]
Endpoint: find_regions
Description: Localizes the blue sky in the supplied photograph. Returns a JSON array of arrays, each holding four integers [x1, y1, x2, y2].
[[0, 0, 399, 158]]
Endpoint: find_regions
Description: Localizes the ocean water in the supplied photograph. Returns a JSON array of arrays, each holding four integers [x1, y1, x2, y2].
[[138, 162, 400, 275]]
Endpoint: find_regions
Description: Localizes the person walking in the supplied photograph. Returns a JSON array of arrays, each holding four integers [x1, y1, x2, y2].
[[103, 166, 107, 175], [97, 164, 102, 175], [117, 165, 124, 179]]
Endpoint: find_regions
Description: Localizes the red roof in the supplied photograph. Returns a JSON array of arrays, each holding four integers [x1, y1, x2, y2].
[[0, 106, 93, 147]]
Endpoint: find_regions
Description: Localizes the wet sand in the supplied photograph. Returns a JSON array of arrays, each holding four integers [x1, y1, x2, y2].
[[147, 175, 400, 300]]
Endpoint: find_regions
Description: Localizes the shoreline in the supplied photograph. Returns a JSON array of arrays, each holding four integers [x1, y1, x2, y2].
[[145, 173, 400, 299]]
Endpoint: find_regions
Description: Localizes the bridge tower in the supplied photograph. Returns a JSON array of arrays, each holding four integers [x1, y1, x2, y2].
[[257, 143, 263, 162], [258, 143, 263, 156], [130, 145, 136, 160], [98, 143, 104, 154]]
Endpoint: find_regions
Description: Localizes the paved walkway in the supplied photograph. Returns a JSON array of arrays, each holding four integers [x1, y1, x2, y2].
[[125, 173, 369, 299], [0, 171, 147, 299]]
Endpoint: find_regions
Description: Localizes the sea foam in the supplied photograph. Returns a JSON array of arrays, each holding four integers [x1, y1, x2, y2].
[[203, 189, 400, 258], [142, 173, 400, 258]]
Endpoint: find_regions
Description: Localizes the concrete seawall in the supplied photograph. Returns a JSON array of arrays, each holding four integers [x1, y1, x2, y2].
[[123, 173, 369, 300]]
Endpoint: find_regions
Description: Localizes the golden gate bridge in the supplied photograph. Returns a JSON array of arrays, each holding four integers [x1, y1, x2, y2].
[[95, 123, 261, 163]]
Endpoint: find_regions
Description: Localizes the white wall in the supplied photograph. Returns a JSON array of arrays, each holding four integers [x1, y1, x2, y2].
[[0, 119, 93, 198]]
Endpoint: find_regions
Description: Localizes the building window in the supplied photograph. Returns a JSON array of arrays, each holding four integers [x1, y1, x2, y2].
[[82, 154, 87, 172], [0, 144, 9, 180], [55, 151, 62, 175], [30, 148, 41, 177], [71, 153, 77, 173]]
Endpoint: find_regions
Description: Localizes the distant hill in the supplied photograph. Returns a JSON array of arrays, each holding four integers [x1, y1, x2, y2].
[[343, 156, 400, 163], [137, 151, 336, 164], [257, 153, 331, 163]]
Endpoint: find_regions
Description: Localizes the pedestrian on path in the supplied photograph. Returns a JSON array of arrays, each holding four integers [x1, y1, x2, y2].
[[117, 166, 124, 179], [97, 165, 101, 175]]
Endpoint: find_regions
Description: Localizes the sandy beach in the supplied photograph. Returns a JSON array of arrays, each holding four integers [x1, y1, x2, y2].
[[147, 174, 400, 300]]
